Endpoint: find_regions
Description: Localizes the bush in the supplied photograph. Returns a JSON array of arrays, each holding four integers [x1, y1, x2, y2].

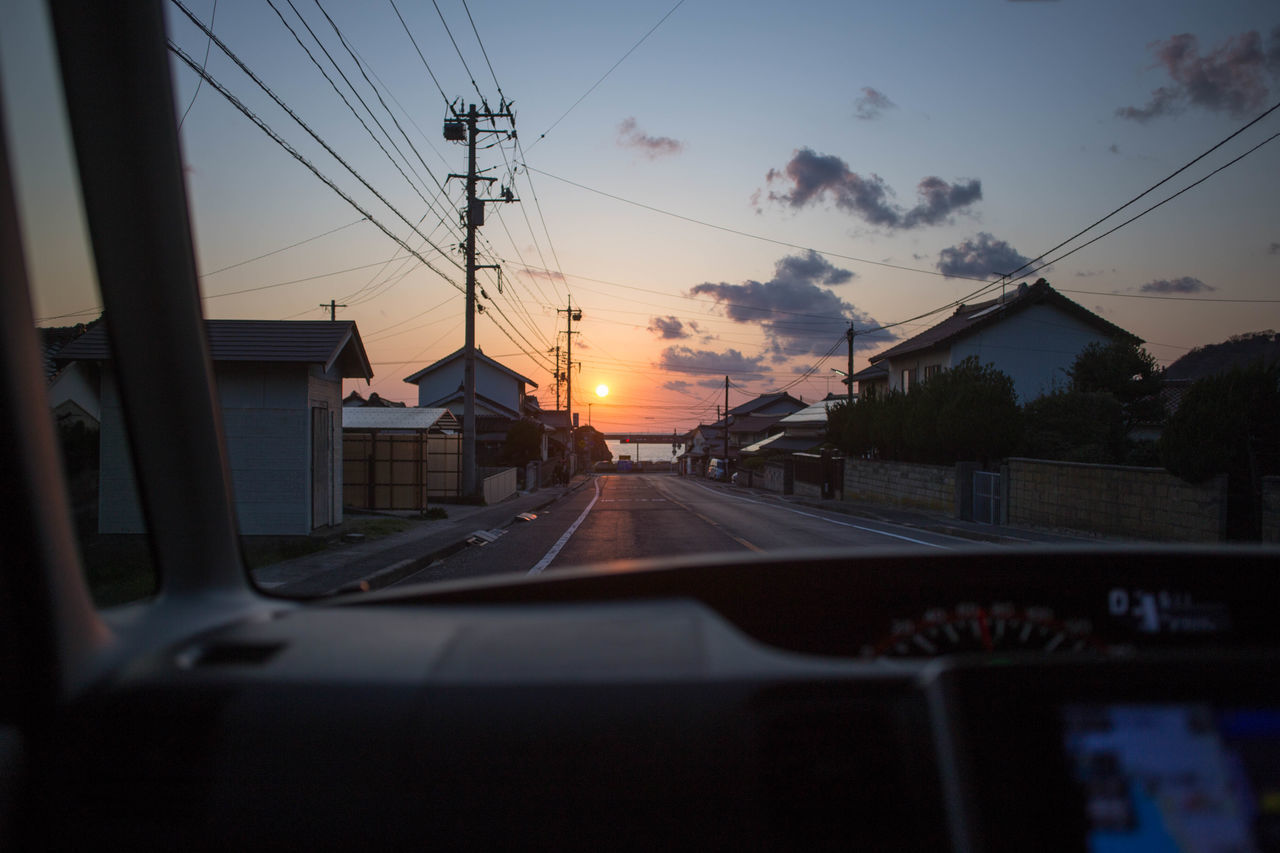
[[1020, 390, 1125, 463], [835, 357, 1020, 465]]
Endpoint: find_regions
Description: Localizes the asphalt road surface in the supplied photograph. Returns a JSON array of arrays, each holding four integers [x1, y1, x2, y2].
[[396, 474, 969, 586]]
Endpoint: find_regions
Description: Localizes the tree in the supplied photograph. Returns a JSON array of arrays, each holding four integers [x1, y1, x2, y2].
[[500, 418, 545, 467], [1020, 391, 1125, 464], [904, 357, 1021, 465], [573, 425, 613, 463], [1160, 360, 1280, 539], [1068, 340, 1164, 430], [834, 358, 1020, 465]]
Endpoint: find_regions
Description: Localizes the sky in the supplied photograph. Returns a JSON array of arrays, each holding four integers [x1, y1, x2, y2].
[[4, 0, 1279, 433]]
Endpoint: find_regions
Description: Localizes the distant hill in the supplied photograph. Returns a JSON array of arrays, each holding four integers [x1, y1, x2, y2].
[[1165, 331, 1280, 382]]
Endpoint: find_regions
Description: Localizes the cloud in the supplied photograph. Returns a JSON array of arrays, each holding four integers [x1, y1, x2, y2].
[[661, 379, 694, 393], [1140, 276, 1215, 294], [855, 87, 896, 120], [689, 251, 893, 360], [617, 117, 684, 158], [763, 148, 981, 229], [657, 346, 771, 382], [1269, 241, 1280, 255], [936, 232, 1037, 279], [647, 315, 699, 339], [1117, 28, 1280, 121]]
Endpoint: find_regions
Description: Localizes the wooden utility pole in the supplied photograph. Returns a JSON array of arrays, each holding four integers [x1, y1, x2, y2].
[[846, 323, 855, 405], [446, 101, 515, 497], [320, 299, 346, 321], [724, 375, 730, 473]]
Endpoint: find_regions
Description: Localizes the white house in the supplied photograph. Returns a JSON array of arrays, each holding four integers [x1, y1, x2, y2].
[[857, 279, 1141, 402], [404, 347, 538, 420], [55, 320, 372, 535]]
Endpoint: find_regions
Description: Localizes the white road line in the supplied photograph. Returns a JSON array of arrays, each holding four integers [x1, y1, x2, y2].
[[680, 482, 953, 549], [528, 477, 602, 575]]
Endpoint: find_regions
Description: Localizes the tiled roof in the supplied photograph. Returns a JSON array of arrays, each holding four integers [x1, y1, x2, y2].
[[403, 346, 537, 389], [727, 391, 804, 416], [54, 319, 373, 379], [868, 279, 1139, 365], [342, 408, 458, 431]]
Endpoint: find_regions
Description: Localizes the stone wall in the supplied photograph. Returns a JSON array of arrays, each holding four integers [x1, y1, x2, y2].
[[843, 459, 955, 513], [1005, 458, 1226, 542]]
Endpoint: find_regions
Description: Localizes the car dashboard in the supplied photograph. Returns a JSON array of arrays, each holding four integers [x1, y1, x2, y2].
[[20, 547, 1280, 851]]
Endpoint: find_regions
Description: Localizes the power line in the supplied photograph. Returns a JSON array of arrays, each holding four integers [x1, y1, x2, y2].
[[526, 0, 686, 152], [1060, 288, 1280, 304], [166, 38, 464, 294], [1035, 130, 1280, 271], [461, 0, 505, 104], [431, 0, 485, 104], [176, 0, 217, 130], [387, 0, 452, 108], [167, 0, 465, 279], [1003, 98, 1280, 282], [268, 0, 443, 215], [521, 164, 988, 282], [310, 0, 457, 208], [200, 217, 366, 277]]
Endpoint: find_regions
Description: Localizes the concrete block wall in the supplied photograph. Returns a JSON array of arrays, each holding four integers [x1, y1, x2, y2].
[[843, 459, 955, 513], [481, 467, 517, 505], [1006, 458, 1226, 542]]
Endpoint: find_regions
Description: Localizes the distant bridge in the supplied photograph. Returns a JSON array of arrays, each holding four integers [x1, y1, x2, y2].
[[603, 433, 684, 445]]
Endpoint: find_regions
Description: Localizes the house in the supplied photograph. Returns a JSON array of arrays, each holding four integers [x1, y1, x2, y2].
[[403, 348, 540, 465], [41, 323, 102, 429], [740, 395, 838, 457], [404, 347, 539, 420], [342, 407, 461, 510], [856, 278, 1141, 402], [55, 319, 372, 535], [678, 392, 808, 475]]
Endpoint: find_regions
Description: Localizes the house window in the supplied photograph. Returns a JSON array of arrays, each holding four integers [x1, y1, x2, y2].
[[901, 369, 914, 392], [923, 365, 942, 381]]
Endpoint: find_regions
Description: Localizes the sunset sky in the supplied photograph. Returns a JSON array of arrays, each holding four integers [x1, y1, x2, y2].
[[5, 0, 1279, 433]]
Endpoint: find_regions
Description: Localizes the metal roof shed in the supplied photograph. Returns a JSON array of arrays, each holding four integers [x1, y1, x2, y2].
[[56, 319, 373, 534], [342, 408, 462, 511]]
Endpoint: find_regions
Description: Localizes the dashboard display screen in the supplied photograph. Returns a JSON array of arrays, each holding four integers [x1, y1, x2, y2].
[[1062, 704, 1280, 852]]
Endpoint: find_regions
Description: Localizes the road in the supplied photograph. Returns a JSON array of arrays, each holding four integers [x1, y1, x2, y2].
[[395, 474, 968, 586]]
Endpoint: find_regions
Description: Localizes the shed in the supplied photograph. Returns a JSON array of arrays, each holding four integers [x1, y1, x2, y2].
[[342, 408, 462, 510], [55, 320, 372, 534]]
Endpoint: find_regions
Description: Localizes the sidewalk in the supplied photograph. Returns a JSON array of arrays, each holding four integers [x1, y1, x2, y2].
[[253, 476, 594, 598]]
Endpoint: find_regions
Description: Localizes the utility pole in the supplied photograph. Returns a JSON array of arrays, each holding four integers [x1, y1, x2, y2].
[[552, 344, 562, 410], [846, 323, 855, 406], [445, 101, 515, 497], [320, 299, 347, 321], [557, 298, 581, 469], [724, 375, 730, 474]]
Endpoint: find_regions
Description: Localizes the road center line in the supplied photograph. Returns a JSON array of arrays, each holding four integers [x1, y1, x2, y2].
[[685, 482, 952, 549], [528, 477, 602, 574]]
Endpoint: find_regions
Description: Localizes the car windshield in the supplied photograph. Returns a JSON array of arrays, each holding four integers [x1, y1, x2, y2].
[[6, 0, 1278, 607]]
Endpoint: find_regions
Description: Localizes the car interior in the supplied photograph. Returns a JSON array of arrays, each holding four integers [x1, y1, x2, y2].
[[3, 2, 1279, 850]]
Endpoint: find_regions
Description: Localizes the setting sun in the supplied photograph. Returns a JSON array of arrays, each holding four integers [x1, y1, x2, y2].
[[595, 384, 609, 398]]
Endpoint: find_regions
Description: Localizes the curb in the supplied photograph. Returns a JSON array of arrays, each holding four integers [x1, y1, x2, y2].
[[328, 479, 593, 596]]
